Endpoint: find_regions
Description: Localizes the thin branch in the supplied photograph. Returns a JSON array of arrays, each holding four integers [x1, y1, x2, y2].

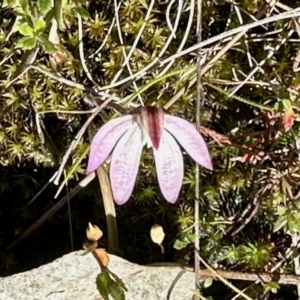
[[5, 15, 20, 41], [197, 255, 253, 300], [112, 0, 143, 105], [229, 27, 295, 97], [158, 0, 189, 78], [88, 3, 121, 59], [96, 165, 119, 254], [233, 4, 253, 68], [110, 0, 155, 89], [96, 7, 300, 91], [87, 123, 119, 255], [0, 53, 13, 67], [30, 65, 86, 90], [53, 98, 113, 187], [6, 48, 39, 87], [163, 30, 249, 109], [165, 0, 177, 37], [194, 0, 202, 298], [197, 268, 300, 286], [230, 223, 300, 299], [156, 1, 178, 60], [292, 234, 300, 297], [65, 177, 74, 251], [164, 4, 270, 110], [6, 172, 96, 251], [31, 65, 125, 105], [77, 14, 97, 85], [161, 9, 300, 65], [24, 172, 58, 207], [229, 200, 260, 237]]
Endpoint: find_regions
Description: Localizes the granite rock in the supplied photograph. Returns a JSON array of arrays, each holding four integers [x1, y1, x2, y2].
[[0, 250, 196, 300]]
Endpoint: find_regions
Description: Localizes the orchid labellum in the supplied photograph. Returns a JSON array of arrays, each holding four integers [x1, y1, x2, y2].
[[87, 106, 212, 205]]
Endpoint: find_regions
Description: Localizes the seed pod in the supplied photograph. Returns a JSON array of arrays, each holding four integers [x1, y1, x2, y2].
[[86, 222, 103, 241], [150, 224, 165, 245]]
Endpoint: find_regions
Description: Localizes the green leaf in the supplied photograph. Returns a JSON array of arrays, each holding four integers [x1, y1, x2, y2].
[[3, 0, 15, 6], [10, 47, 38, 81], [273, 215, 287, 232], [203, 278, 213, 288], [264, 281, 279, 294], [288, 213, 300, 233], [173, 233, 196, 250], [37, 0, 52, 14], [16, 36, 37, 50], [23, 15, 35, 28], [139, 0, 148, 9], [186, 233, 196, 243], [282, 99, 292, 110], [16, 22, 34, 37], [62, 0, 70, 7], [173, 233, 195, 250], [20, 0, 30, 15], [30, 5, 39, 19], [54, 0, 64, 30], [107, 270, 127, 291], [37, 34, 55, 53], [205, 82, 274, 112], [45, 7, 56, 24], [73, 7, 90, 19], [108, 280, 126, 300], [34, 18, 46, 31], [96, 271, 111, 300], [173, 239, 188, 250], [277, 206, 286, 216], [96, 269, 127, 300]]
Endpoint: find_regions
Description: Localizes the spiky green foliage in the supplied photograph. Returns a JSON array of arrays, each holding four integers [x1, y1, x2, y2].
[[1, 0, 300, 299]]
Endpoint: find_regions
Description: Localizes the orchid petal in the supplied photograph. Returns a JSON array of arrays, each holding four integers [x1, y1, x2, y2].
[[110, 125, 143, 205], [87, 115, 134, 173], [153, 130, 184, 203], [164, 114, 213, 170]]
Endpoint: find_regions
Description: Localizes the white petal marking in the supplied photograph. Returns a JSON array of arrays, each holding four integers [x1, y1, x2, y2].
[[110, 125, 144, 205], [153, 130, 184, 203], [87, 115, 134, 173], [164, 114, 213, 170]]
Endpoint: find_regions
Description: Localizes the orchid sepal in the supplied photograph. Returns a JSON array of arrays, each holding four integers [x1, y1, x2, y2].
[[164, 114, 213, 170], [87, 115, 134, 173]]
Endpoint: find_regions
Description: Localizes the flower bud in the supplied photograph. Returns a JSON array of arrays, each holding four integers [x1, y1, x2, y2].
[[86, 222, 103, 241]]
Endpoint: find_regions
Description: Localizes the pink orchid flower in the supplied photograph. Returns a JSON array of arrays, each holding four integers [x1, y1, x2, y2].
[[87, 106, 212, 205]]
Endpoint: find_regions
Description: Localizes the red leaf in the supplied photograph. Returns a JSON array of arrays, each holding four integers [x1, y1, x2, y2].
[[282, 108, 296, 132]]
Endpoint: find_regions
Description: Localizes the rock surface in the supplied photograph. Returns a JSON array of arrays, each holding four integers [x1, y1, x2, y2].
[[0, 250, 196, 300]]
